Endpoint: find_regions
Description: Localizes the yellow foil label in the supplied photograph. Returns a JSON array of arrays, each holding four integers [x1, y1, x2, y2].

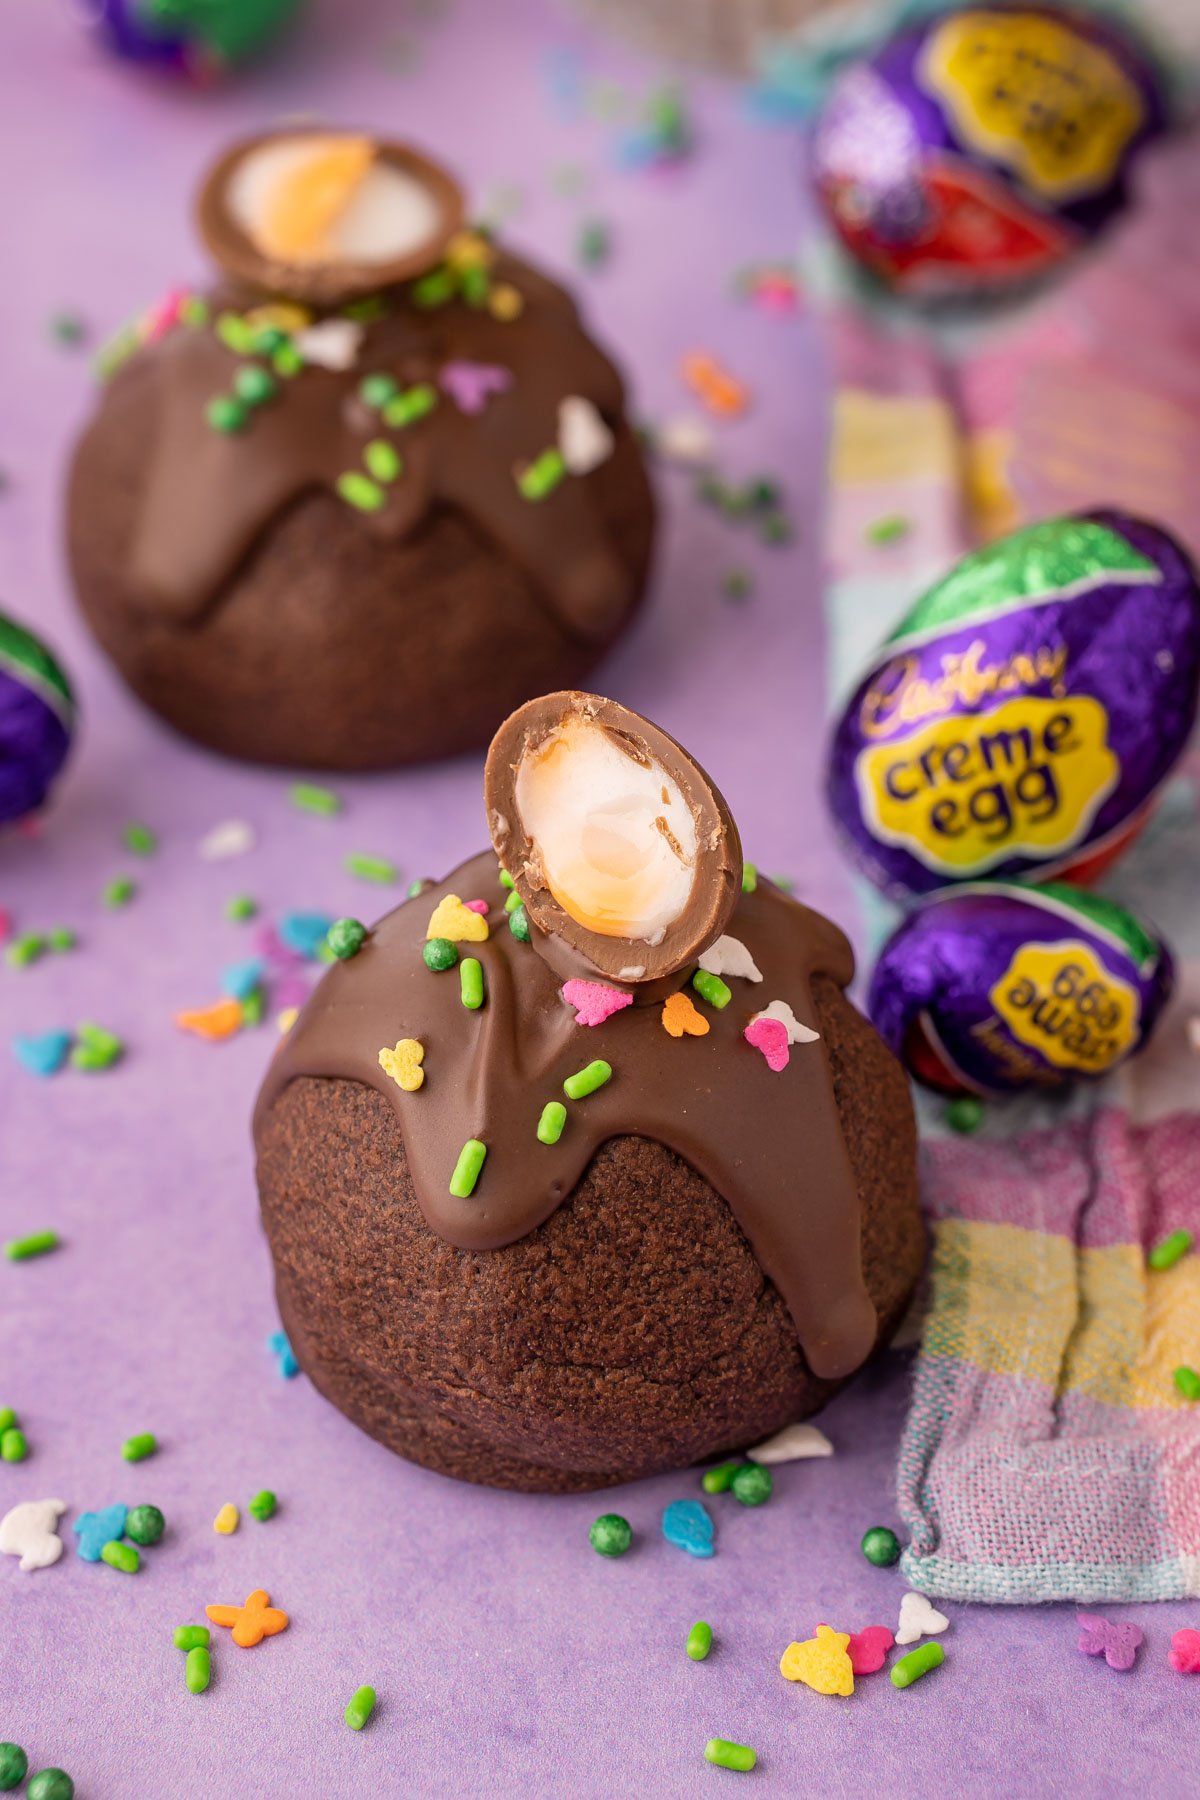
[[923, 11, 1144, 203], [855, 694, 1119, 876], [989, 940, 1140, 1072]]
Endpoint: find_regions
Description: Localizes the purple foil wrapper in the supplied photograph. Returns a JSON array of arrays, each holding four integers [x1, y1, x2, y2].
[[813, 4, 1168, 293], [868, 881, 1174, 1096], [0, 615, 75, 826], [827, 511, 1200, 898]]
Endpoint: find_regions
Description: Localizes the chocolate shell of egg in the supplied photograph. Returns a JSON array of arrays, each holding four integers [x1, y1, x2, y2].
[[485, 692, 743, 990], [195, 127, 466, 305]]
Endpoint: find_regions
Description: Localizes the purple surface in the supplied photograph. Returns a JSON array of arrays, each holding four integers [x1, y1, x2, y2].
[[0, 2, 1196, 1795]]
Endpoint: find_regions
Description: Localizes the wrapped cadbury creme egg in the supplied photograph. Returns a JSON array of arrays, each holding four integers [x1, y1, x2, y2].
[[868, 881, 1174, 1096], [827, 512, 1200, 898], [1, 611, 75, 827], [812, 3, 1167, 296]]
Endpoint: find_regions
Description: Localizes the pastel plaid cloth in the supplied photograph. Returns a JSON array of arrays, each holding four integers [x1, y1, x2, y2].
[[898, 1108, 1200, 1602]]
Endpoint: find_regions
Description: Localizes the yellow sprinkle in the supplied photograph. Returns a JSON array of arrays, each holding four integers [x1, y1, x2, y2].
[[379, 1038, 425, 1092], [244, 301, 313, 335], [277, 1006, 299, 1034], [213, 1502, 239, 1535], [426, 895, 489, 944], [488, 283, 524, 322], [446, 230, 495, 272]]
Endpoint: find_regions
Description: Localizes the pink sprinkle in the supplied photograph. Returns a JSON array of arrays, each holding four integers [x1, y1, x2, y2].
[[744, 1015, 789, 1071], [1170, 1628, 1200, 1674], [844, 1626, 894, 1675], [755, 276, 799, 314], [253, 924, 302, 968], [0, 908, 10, 943], [143, 285, 189, 343], [439, 360, 513, 415], [273, 971, 311, 1012], [562, 978, 634, 1028], [463, 899, 489, 915]]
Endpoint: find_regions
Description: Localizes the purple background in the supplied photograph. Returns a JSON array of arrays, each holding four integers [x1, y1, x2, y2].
[[1, 2, 1196, 1794]]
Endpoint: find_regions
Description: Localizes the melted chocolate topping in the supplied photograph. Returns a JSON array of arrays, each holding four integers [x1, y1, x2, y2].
[[253, 851, 879, 1381], [119, 252, 636, 643]]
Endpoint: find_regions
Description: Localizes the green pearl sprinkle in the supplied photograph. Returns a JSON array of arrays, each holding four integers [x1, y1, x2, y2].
[[272, 342, 304, 378], [741, 864, 758, 893], [704, 1740, 756, 1773], [508, 904, 531, 943], [563, 1060, 612, 1101], [867, 513, 911, 546], [249, 1489, 278, 1521], [686, 1621, 713, 1662], [731, 1463, 772, 1506], [701, 1461, 740, 1496], [101, 1539, 139, 1574], [359, 373, 399, 409], [122, 822, 157, 855], [125, 1504, 165, 1546], [0, 1429, 28, 1463], [215, 312, 255, 354], [449, 1140, 487, 1199], [589, 1513, 632, 1557], [1174, 1366, 1200, 1401], [0, 1743, 29, 1791], [206, 395, 247, 434], [537, 1102, 566, 1146], [411, 269, 456, 309], [945, 1096, 985, 1135], [345, 1686, 377, 1731], [185, 1646, 211, 1694], [122, 1431, 157, 1462], [173, 1625, 210, 1651], [233, 364, 277, 407], [336, 472, 386, 513], [226, 895, 257, 921], [1149, 1229, 1193, 1272], [364, 440, 402, 483], [423, 938, 459, 972], [48, 928, 76, 952], [460, 958, 485, 1011], [891, 1643, 944, 1688], [692, 971, 731, 1010], [26, 1773, 75, 1800], [249, 326, 287, 357], [861, 1525, 901, 1567], [102, 875, 136, 908], [327, 918, 367, 961], [4, 1229, 60, 1261]]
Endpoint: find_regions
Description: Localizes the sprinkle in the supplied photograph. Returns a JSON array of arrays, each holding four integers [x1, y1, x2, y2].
[[780, 1626, 854, 1696], [681, 351, 749, 417], [185, 1646, 211, 1694], [198, 819, 255, 861], [576, 219, 611, 267], [891, 1643, 944, 1688], [589, 1513, 632, 1557], [379, 1039, 425, 1093], [748, 1422, 833, 1464], [744, 1015, 790, 1071], [122, 1432, 157, 1462], [0, 1407, 14, 1431], [0, 1748, 26, 1792], [364, 440, 402, 483], [290, 782, 341, 815], [751, 1000, 819, 1048], [293, 319, 361, 369], [439, 360, 512, 414], [48, 927, 76, 952], [861, 1526, 902, 1566], [460, 958, 485, 1011], [101, 1540, 139, 1574], [687, 1621, 713, 1662], [722, 569, 753, 602], [562, 978, 633, 1028], [1169, 1628, 1200, 1673], [663, 1499, 714, 1558], [449, 1139, 487, 1198], [215, 312, 255, 354], [508, 903, 531, 942], [12, 1032, 72, 1079], [423, 937, 459, 972], [277, 1007, 299, 1033], [74, 1505, 127, 1562], [945, 1095, 985, 1134], [658, 416, 715, 464], [122, 823, 157, 855], [896, 1592, 949, 1645], [359, 373, 399, 409], [345, 853, 398, 885], [498, 868, 515, 890], [213, 1503, 239, 1535], [731, 1463, 772, 1506], [220, 957, 265, 1001], [70, 1021, 124, 1072], [4, 1230, 60, 1262], [698, 935, 762, 983], [426, 895, 488, 944], [563, 1059, 612, 1100], [0, 1429, 28, 1463], [173, 1625, 210, 1651], [345, 1686, 378, 1731], [837, 1625, 895, 1675], [1174, 1366, 1200, 1401], [408, 878, 431, 898], [102, 875, 136, 908], [488, 283, 524, 321], [704, 1740, 755, 1772], [537, 1101, 567, 1145], [50, 310, 87, 346], [761, 513, 792, 545], [125, 1504, 165, 1545], [5, 932, 47, 968], [206, 1589, 289, 1648], [1149, 1229, 1193, 1272], [248, 1490, 277, 1522], [175, 999, 243, 1042], [0, 1497, 66, 1571], [701, 1462, 740, 1495], [233, 364, 277, 408], [337, 471, 386, 512], [241, 989, 265, 1028], [741, 864, 758, 893], [206, 395, 248, 434], [504, 890, 522, 913], [661, 992, 708, 1038], [517, 447, 567, 500], [692, 970, 731, 1010], [867, 514, 910, 546], [412, 269, 457, 309], [279, 912, 336, 958], [558, 395, 615, 475], [381, 383, 437, 428], [327, 918, 367, 960], [267, 1330, 298, 1379]]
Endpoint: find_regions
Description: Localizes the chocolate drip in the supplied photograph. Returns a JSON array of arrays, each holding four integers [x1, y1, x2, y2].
[[124, 255, 633, 643], [253, 852, 878, 1380]]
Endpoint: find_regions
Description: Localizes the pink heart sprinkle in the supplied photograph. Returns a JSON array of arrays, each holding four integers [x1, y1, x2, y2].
[[744, 1016, 790, 1071], [562, 979, 634, 1028], [463, 899, 489, 915], [1170, 1628, 1200, 1674], [439, 360, 513, 415]]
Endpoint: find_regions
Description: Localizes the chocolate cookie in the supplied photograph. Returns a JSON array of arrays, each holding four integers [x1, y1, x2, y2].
[[66, 130, 655, 769], [254, 695, 924, 1490]]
